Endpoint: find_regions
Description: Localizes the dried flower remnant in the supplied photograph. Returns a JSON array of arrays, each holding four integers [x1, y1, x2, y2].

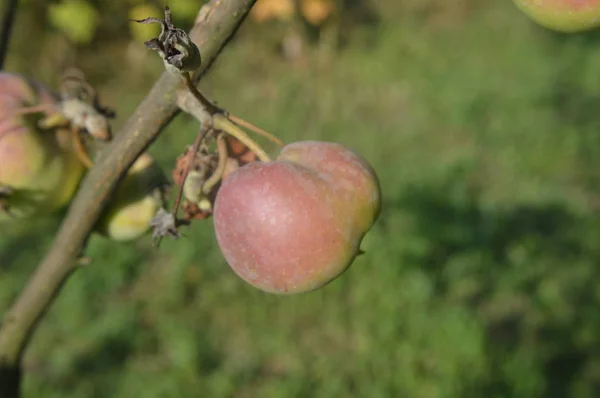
[[57, 69, 115, 141], [37, 69, 115, 142], [150, 207, 186, 246], [131, 6, 202, 74]]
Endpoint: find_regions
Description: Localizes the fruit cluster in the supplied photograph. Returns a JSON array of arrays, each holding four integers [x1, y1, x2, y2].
[[0, 70, 381, 294], [0, 72, 165, 241], [2, 6, 383, 295]]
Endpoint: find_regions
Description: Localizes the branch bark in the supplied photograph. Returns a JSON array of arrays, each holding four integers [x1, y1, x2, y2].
[[0, 1, 256, 396]]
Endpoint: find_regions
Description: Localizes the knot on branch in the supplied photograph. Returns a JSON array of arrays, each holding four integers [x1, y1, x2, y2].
[[132, 6, 202, 74]]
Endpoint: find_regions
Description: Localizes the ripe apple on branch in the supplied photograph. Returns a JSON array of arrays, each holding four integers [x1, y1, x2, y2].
[[0, 4, 382, 295], [132, 6, 382, 294]]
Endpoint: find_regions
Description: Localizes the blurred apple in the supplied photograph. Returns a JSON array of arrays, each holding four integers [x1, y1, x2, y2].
[[513, 0, 600, 32], [213, 141, 381, 294], [96, 153, 167, 241], [0, 73, 85, 222], [251, 0, 335, 25]]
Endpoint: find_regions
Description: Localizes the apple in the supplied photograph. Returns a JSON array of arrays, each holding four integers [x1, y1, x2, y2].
[[0, 73, 85, 222], [213, 140, 381, 294], [95, 153, 167, 241], [513, 0, 600, 32]]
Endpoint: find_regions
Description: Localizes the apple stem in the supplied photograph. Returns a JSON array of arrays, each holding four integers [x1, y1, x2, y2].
[[181, 72, 222, 116], [179, 73, 278, 161], [227, 114, 284, 147], [213, 114, 271, 162], [70, 127, 94, 168], [202, 133, 228, 194]]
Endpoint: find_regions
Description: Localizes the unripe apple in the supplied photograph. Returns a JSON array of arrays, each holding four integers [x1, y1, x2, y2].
[[513, 0, 600, 32], [0, 73, 85, 222], [96, 153, 167, 241], [213, 141, 381, 294]]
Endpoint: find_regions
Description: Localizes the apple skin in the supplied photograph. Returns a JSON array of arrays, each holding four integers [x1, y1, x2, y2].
[[213, 141, 381, 294], [513, 0, 600, 32], [96, 153, 166, 241], [0, 73, 85, 222]]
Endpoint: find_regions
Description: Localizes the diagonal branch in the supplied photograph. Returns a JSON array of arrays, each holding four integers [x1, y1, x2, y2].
[[0, 0, 257, 396]]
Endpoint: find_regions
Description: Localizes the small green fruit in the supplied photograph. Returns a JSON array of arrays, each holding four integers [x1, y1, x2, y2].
[[96, 153, 167, 241]]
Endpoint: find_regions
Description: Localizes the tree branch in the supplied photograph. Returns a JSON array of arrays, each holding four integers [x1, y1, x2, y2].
[[0, 0, 257, 396]]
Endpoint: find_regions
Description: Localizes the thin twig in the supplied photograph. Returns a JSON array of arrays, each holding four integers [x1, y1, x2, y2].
[[175, 89, 273, 161], [213, 113, 271, 161], [12, 104, 56, 116], [228, 114, 284, 147], [182, 72, 283, 147], [172, 125, 212, 218], [202, 133, 228, 194], [70, 127, 94, 168], [182, 72, 222, 116]]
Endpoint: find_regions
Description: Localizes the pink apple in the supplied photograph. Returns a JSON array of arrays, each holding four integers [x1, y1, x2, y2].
[[213, 140, 381, 294]]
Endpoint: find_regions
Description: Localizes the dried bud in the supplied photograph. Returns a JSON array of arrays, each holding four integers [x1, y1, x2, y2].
[[132, 6, 202, 74], [58, 98, 112, 141], [150, 207, 188, 245]]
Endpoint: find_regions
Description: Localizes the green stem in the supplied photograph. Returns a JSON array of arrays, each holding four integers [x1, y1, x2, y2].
[[172, 125, 211, 218], [213, 113, 271, 162], [182, 72, 221, 116], [228, 114, 284, 147], [202, 133, 228, 194]]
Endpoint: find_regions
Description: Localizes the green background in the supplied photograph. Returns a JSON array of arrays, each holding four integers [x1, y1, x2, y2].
[[2, 1, 600, 397]]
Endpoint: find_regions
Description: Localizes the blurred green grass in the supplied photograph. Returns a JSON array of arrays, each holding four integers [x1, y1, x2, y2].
[[3, 1, 600, 397]]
